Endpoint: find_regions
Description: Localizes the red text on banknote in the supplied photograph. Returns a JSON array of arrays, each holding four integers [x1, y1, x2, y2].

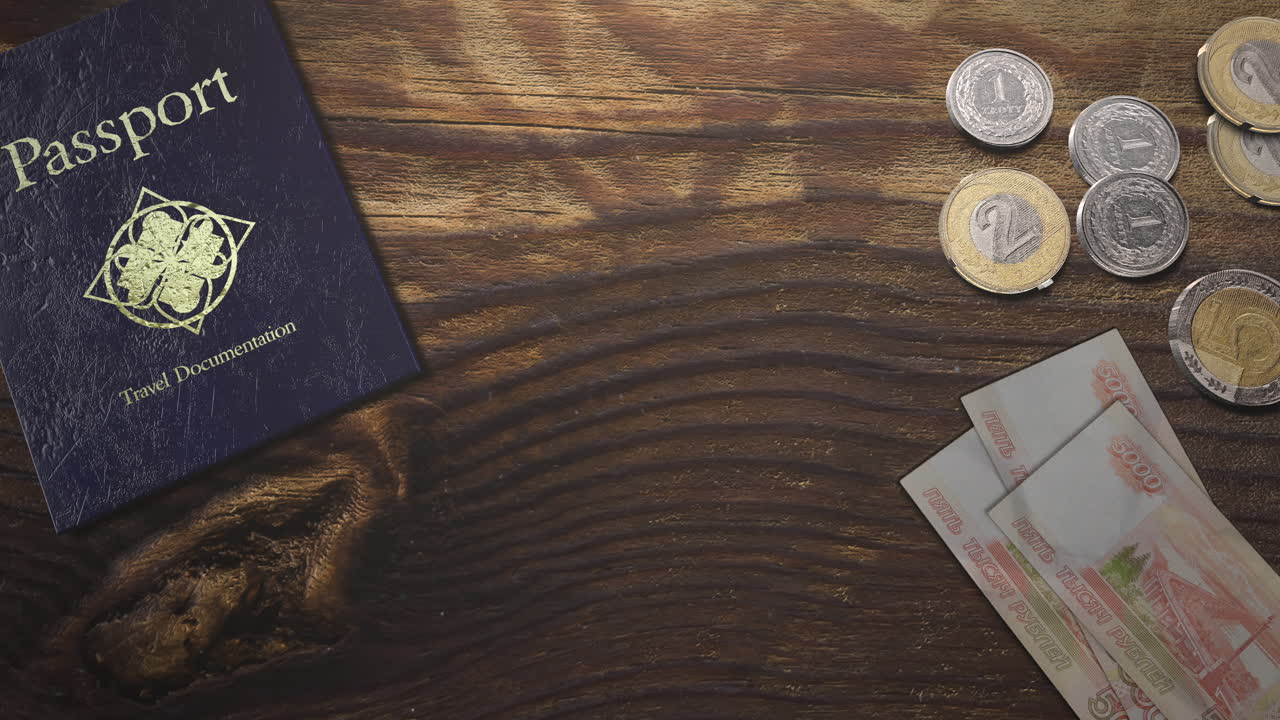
[[1108, 436, 1167, 496], [1093, 360, 1147, 423], [981, 410, 1017, 459]]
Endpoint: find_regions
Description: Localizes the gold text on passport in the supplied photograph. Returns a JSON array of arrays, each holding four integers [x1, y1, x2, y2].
[[117, 322, 298, 406], [1, 67, 238, 192]]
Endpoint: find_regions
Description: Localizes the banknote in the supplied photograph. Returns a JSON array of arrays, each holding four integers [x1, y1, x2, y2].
[[962, 329, 1203, 492], [903, 429, 1149, 720], [990, 403, 1280, 719]]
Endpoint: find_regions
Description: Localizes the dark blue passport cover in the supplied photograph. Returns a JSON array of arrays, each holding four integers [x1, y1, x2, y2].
[[0, 0, 419, 531]]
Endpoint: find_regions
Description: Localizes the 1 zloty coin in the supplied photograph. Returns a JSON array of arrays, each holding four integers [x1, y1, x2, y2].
[[1068, 96, 1179, 184], [1077, 172, 1187, 278], [946, 49, 1053, 148]]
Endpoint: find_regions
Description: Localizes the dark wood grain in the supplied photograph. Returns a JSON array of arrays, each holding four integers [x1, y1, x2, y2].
[[3, 1, 1280, 718]]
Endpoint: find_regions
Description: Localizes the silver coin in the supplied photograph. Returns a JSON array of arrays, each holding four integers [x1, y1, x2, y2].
[[1076, 173, 1187, 278], [946, 49, 1053, 148], [1067, 96, 1179, 185], [1170, 269, 1280, 406]]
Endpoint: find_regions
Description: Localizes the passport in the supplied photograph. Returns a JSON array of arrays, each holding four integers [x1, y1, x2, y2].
[[0, 0, 419, 531]]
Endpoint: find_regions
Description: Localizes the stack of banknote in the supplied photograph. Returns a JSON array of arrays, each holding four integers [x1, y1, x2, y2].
[[903, 329, 1280, 719]]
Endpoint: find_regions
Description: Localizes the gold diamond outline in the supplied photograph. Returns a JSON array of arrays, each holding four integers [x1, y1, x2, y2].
[[84, 187, 255, 335]]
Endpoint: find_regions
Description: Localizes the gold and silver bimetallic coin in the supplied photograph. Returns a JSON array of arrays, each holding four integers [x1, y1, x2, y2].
[[1077, 173, 1187, 278], [946, 49, 1053, 148], [1206, 114, 1280, 204], [939, 168, 1070, 294], [1198, 17, 1280, 133], [1170, 269, 1280, 406], [1068, 96, 1179, 185]]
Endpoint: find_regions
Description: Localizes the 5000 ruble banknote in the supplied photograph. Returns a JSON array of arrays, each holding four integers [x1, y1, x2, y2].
[[904, 430, 1153, 720], [991, 403, 1280, 719]]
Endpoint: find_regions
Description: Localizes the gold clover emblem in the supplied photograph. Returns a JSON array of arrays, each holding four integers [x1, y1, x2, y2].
[[85, 188, 254, 334]]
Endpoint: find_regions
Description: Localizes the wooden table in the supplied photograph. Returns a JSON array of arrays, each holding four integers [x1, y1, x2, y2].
[[3, 2, 1279, 718]]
